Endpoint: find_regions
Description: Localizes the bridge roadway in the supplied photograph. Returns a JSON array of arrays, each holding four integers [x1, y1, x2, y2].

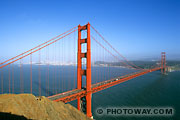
[[48, 67, 161, 103]]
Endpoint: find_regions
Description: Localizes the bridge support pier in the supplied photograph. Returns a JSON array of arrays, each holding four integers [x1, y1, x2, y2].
[[161, 52, 166, 74], [80, 96, 86, 113], [77, 23, 92, 118]]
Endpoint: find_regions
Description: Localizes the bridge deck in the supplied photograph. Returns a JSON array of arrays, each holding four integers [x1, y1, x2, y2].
[[48, 89, 84, 101], [48, 67, 161, 102]]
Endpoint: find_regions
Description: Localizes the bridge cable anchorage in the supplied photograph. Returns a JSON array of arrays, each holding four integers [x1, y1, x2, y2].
[[91, 35, 137, 69], [0, 26, 78, 66], [0, 29, 78, 69], [91, 25, 144, 70]]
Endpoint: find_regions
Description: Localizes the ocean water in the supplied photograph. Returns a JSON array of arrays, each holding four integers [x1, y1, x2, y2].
[[91, 71, 180, 120], [0, 65, 136, 96], [0, 65, 179, 120]]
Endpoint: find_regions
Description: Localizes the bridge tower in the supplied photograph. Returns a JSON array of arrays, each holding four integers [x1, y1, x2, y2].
[[161, 52, 166, 74], [77, 23, 92, 118]]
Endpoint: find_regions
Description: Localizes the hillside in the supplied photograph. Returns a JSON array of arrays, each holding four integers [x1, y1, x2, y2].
[[0, 94, 91, 120]]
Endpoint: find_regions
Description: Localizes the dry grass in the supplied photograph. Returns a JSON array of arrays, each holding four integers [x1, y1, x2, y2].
[[0, 94, 90, 120]]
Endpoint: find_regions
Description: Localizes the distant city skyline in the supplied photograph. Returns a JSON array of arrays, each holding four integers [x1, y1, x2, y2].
[[0, 0, 179, 61]]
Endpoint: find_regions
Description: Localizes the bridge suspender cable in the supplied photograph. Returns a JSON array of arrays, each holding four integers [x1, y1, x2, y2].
[[0, 29, 78, 69], [91, 36, 137, 69], [0, 26, 78, 65], [91, 25, 144, 70]]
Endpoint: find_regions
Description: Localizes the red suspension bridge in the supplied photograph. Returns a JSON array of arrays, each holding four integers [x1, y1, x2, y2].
[[0, 23, 166, 118]]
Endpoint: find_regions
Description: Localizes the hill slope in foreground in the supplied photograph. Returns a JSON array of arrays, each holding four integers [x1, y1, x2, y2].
[[0, 94, 90, 120]]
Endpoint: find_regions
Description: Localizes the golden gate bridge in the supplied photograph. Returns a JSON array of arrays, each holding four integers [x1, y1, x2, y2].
[[0, 23, 166, 118]]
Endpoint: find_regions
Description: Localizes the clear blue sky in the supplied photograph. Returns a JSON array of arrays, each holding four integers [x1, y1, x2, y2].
[[0, 0, 179, 60]]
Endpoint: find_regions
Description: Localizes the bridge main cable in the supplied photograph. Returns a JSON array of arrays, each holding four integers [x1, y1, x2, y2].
[[0, 28, 78, 69], [0, 26, 78, 65], [91, 25, 144, 70], [91, 35, 137, 69]]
